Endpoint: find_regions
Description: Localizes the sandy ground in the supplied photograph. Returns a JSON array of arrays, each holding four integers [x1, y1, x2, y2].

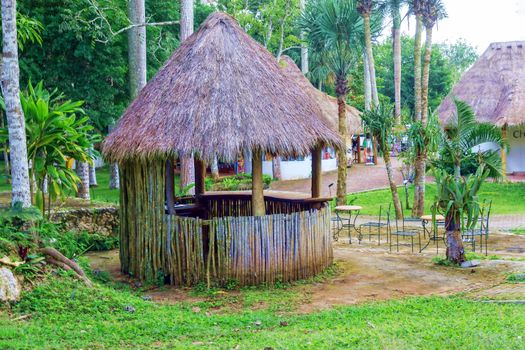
[[87, 231, 525, 313]]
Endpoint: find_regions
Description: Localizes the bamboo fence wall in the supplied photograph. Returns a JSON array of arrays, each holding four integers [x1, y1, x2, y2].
[[119, 161, 333, 286]]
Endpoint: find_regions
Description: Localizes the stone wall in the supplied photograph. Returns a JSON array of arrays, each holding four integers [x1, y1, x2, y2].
[[51, 207, 119, 236]]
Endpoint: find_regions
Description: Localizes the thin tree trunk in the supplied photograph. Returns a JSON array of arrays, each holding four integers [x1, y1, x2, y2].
[[272, 156, 282, 180], [363, 52, 372, 111], [1, 0, 31, 207], [411, 13, 424, 217], [210, 156, 219, 180], [421, 26, 433, 125], [392, 16, 402, 124], [413, 14, 423, 121], [336, 92, 348, 206], [128, 0, 146, 99], [109, 162, 120, 189], [383, 147, 403, 219], [0, 115, 10, 183], [76, 161, 90, 200], [363, 14, 379, 107], [251, 150, 265, 216], [300, 0, 308, 74], [179, 0, 195, 194], [89, 164, 97, 187], [243, 149, 252, 174]]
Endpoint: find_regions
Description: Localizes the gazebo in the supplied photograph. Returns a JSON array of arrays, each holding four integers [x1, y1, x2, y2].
[[439, 41, 525, 174], [103, 13, 342, 286]]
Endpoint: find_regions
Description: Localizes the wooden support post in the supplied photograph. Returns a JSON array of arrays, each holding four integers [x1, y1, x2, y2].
[[357, 135, 361, 163], [252, 150, 265, 216], [194, 157, 206, 196], [165, 159, 175, 215], [372, 136, 378, 165], [501, 125, 507, 178], [311, 145, 322, 198]]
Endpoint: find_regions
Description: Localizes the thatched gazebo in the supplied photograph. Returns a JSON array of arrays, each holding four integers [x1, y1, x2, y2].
[[103, 13, 342, 286], [439, 41, 525, 174]]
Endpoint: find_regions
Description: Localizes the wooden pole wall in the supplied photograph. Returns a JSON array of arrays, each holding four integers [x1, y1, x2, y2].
[[165, 159, 175, 215], [252, 150, 265, 216], [194, 158, 206, 196], [311, 145, 322, 198]]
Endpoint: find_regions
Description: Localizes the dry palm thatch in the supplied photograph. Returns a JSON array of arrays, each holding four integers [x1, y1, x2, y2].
[[102, 12, 343, 163], [439, 41, 525, 127], [279, 56, 362, 141]]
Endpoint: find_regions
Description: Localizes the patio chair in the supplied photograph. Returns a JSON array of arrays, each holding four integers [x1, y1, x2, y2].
[[463, 200, 492, 255], [358, 203, 391, 245], [389, 214, 422, 253]]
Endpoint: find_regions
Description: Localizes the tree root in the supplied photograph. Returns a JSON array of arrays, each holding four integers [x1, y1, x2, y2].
[[39, 247, 93, 288]]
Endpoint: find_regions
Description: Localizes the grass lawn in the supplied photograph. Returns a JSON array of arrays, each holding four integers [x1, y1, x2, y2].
[[344, 181, 525, 217], [0, 275, 524, 349]]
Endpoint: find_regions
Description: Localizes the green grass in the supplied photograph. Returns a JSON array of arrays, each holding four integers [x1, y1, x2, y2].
[[1, 275, 524, 349], [344, 182, 525, 217], [510, 228, 525, 235]]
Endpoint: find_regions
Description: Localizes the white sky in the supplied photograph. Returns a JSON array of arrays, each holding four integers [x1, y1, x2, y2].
[[394, 0, 525, 53]]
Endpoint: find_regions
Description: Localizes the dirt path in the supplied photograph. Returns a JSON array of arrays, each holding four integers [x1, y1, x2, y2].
[[87, 232, 525, 312]]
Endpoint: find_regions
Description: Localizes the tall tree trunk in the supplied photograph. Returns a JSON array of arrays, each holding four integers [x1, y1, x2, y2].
[[76, 161, 90, 200], [445, 211, 466, 264], [336, 88, 348, 205], [411, 13, 424, 217], [412, 24, 433, 217], [383, 146, 403, 219], [421, 26, 433, 125], [272, 156, 282, 180], [88, 146, 97, 187], [363, 52, 372, 111], [210, 156, 219, 181], [243, 149, 252, 174], [363, 14, 379, 107], [300, 0, 308, 74], [392, 10, 402, 124], [0, 115, 11, 183], [1, 0, 31, 207], [128, 0, 146, 99], [179, 0, 195, 194], [109, 162, 120, 189], [413, 14, 423, 121]]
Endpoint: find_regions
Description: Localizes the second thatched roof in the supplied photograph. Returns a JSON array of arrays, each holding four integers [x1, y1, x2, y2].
[[103, 12, 342, 163], [279, 56, 362, 140], [439, 41, 525, 127]]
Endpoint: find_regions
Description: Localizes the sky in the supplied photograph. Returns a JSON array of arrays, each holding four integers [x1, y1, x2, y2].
[[395, 0, 525, 53]]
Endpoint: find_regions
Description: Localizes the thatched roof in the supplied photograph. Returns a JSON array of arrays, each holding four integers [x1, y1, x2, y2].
[[279, 56, 362, 138], [439, 41, 525, 127], [103, 12, 342, 163]]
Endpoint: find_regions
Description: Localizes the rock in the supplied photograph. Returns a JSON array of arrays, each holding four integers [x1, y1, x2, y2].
[[461, 260, 480, 268], [254, 320, 262, 327], [279, 321, 288, 327], [0, 267, 21, 302], [123, 305, 136, 313], [142, 295, 152, 301]]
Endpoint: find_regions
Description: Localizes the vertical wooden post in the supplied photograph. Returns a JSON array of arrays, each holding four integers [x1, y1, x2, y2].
[[357, 135, 361, 163], [501, 125, 507, 177], [311, 145, 322, 198], [194, 157, 206, 196], [372, 136, 378, 165], [165, 159, 175, 215], [252, 150, 265, 216]]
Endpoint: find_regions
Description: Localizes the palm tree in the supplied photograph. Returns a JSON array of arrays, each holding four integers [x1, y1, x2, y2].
[[1, 0, 31, 207], [384, 0, 406, 124], [301, 0, 364, 205], [421, 0, 446, 124], [409, 0, 426, 217], [434, 99, 504, 263], [361, 103, 403, 218]]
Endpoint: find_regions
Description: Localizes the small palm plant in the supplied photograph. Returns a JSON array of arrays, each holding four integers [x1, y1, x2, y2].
[[432, 99, 504, 263]]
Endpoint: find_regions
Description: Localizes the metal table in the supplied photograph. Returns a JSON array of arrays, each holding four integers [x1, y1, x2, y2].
[[334, 205, 362, 244]]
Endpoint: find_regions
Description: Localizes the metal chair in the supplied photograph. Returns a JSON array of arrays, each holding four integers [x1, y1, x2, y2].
[[334, 208, 360, 244], [389, 215, 422, 253], [463, 200, 492, 255], [358, 203, 391, 245]]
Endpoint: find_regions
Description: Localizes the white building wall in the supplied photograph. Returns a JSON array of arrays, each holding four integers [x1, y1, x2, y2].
[[263, 156, 338, 180], [508, 125, 525, 173]]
